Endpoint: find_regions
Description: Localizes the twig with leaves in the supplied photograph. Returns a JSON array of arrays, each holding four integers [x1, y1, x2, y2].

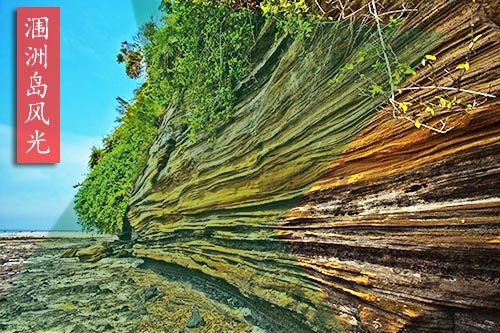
[[368, 0, 496, 133]]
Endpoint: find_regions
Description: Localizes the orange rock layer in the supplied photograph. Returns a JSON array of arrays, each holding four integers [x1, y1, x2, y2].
[[130, 1, 500, 331]]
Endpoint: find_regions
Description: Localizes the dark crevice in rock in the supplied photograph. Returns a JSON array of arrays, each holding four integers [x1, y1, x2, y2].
[[151, 138, 176, 185], [139, 258, 319, 333]]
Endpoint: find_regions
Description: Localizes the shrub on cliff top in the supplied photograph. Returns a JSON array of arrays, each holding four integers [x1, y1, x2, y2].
[[74, 86, 161, 233], [74, 1, 258, 232]]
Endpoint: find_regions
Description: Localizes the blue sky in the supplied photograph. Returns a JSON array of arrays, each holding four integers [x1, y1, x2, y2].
[[0, 0, 160, 231]]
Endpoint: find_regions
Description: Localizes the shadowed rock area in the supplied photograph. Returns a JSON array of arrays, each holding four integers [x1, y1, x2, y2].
[[127, 0, 500, 332]]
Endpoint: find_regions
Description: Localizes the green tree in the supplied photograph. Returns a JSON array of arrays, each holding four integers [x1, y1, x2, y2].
[[116, 41, 144, 79], [74, 87, 160, 233], [75, 0, 258, 233]]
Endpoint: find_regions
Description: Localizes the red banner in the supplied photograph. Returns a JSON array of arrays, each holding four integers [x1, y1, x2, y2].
[[17, 7, 60, 164]]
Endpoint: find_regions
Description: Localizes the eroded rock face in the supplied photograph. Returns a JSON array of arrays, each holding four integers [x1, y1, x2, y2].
[[129, 1, 500, 332], [75, 243, 111, 263]]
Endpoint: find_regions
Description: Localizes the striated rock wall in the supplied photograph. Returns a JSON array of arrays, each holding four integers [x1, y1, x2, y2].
[[129, 1, 500, 331]]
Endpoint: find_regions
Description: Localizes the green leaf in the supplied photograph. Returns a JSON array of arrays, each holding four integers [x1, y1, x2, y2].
[[371, 84, 382, 97], [439, 97, 448, 107], [456, 62, 470, 71], [405, 67, 416, 75], [393, 70, 402, 85], [358, 50, 368, 58], [398, 101, 412, 112]]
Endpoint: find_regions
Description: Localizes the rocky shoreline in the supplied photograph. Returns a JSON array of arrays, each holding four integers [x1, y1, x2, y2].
[[0, 235, 262, 333]]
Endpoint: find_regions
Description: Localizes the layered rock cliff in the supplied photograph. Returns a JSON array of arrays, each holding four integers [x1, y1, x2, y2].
[[128, 1, 500, 331]]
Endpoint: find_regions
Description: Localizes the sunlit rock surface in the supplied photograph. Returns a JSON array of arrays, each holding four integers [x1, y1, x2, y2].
[[129, 1, 500, 331]]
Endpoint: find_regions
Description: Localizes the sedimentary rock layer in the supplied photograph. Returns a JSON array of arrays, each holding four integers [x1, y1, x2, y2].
[[129, 1, 500, 331]]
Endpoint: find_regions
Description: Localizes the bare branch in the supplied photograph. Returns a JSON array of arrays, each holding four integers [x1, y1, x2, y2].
[[369, 0, 395, 99], [396, 115, 454, 133], [378, 8, 418, 16], [314, 0, 326, 15], [399, 86, 497, 98]]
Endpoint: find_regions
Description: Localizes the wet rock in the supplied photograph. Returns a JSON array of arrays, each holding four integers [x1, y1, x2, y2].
[[116, 249, 132, 258], [101, 323, 114, 331], [136, 305, 148, 315], [98, 287, 113, 295], [113, 305, 129, 313], [71, 323, 90, 332], [82, 284, 100, 294], [138, 286, 158, 302], [185, 310, 205, 328], [238, 307, 252, 319], [20, 302, 48, 312], [71, 285, 83, 293], [26, 289, 37, 300]]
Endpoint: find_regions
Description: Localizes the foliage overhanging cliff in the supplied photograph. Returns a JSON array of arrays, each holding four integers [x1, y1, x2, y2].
[[74, 0, 259, 232], [77, 0, 500, 331]]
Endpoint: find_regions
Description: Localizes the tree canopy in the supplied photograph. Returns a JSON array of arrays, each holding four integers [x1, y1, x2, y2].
[[74, 0, 258, 232]]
